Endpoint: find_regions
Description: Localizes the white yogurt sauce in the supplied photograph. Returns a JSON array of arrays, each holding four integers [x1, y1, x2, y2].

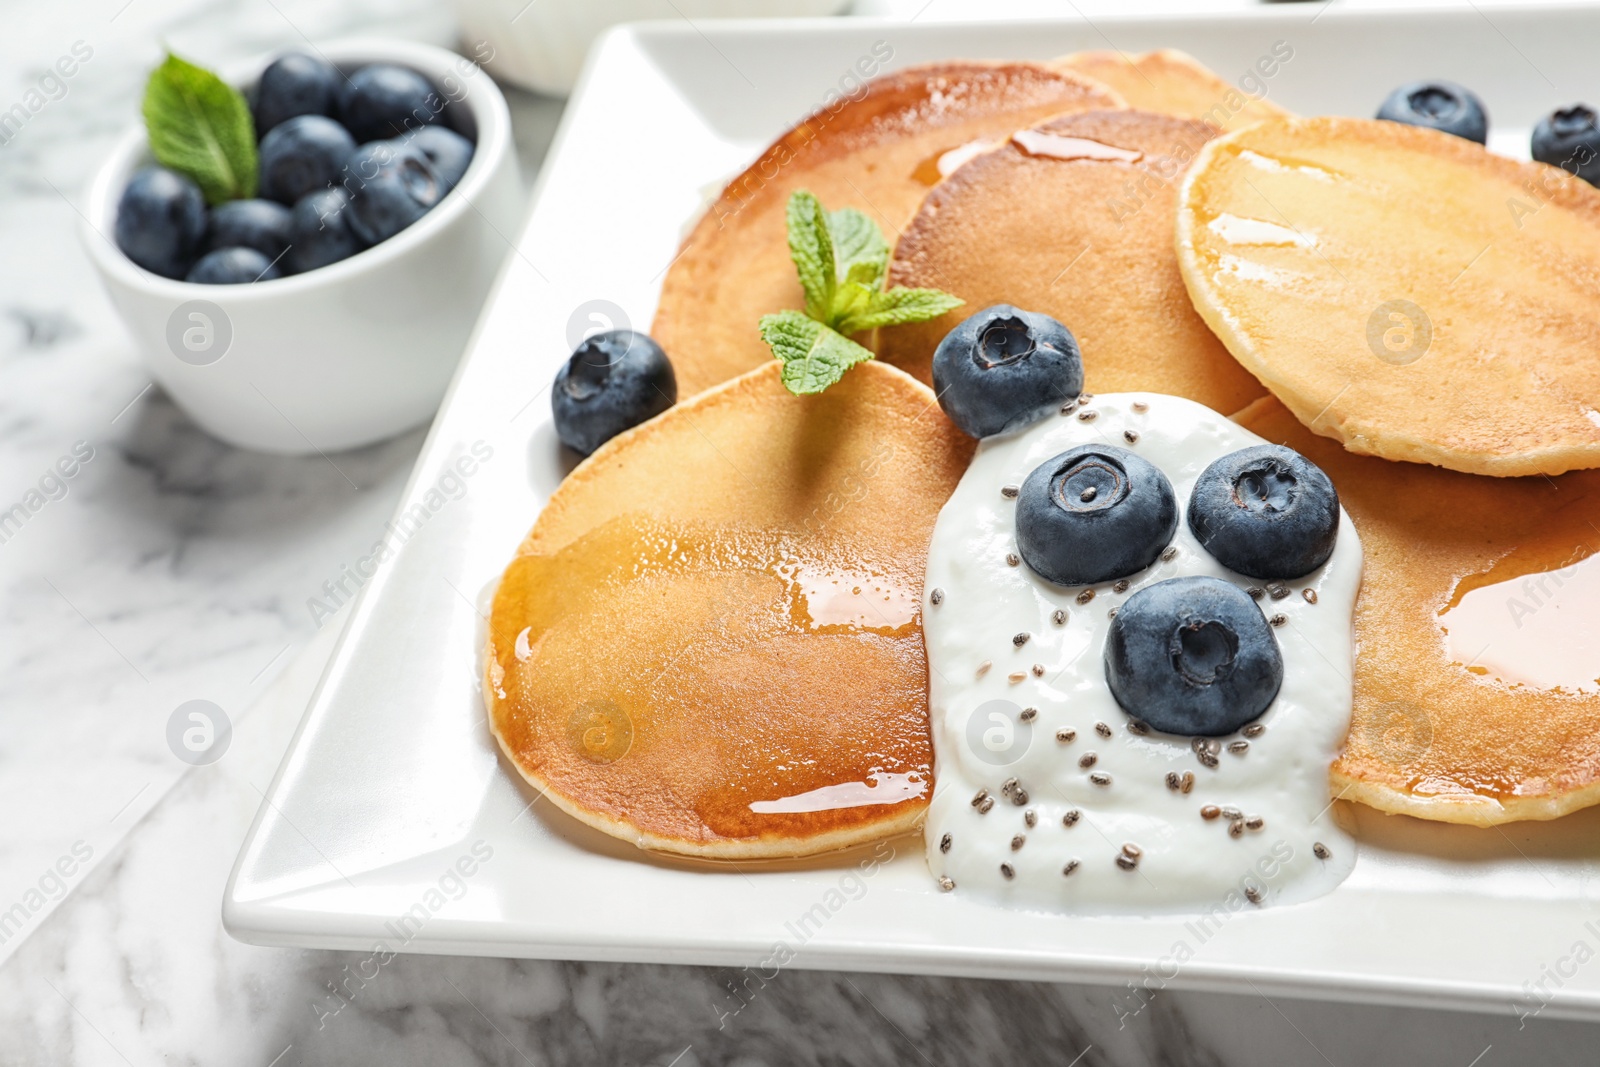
[[922, 393, 1361, 914]]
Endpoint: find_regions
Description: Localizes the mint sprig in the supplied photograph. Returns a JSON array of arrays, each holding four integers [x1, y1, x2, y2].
[[759, 190, 962, 395], [143, 52, 258, 205]]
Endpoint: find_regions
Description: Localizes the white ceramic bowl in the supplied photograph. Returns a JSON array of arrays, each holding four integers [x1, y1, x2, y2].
[[455, 0, 850, 96], [83, 38, 523, 455]]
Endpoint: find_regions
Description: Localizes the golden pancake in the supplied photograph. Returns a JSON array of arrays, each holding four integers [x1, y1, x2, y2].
[[486, 360, 974, 858], [651, 62, 1123, 399], [1053, 48, 1291, 132], [1233, 395, 1600, 826], [879, 109, 1267, 414], [1179, 115, 1600, 477]]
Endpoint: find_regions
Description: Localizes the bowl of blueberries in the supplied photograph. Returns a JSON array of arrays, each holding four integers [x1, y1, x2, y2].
[[82, 39, 521, 454]]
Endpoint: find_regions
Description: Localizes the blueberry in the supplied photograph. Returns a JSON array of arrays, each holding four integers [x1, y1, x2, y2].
[[259, 115, 357, 205], [113, 166, 206, 279], [285, 187, 367, 273], [186, 247, 281, 284], [337, 64, 440, 143], [1532, 105, 1600, 185], [1375, 81, 1488, 144], [1187, 444, 1340, 580], [1015, 444, 1177, 587], [409, 125, 474, 192], [1104, 576, 1283, 737], [931, 305, 1083, 439], [203, 198, 292, 263], [552, 330, 677, 455], [253, 52, 340, 135], [343, 140, 445, 245]]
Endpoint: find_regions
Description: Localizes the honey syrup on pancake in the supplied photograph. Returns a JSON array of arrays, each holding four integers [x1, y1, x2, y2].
[[489, 514, 932, 845], [1009, 128, 1144, 163], [1440, 548, 1600, 696], [913, 138, 1003, 185]]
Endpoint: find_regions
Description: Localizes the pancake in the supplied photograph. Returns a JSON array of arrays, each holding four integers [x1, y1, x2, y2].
[[1233, 395, 1600, 826], [878, 109, 1267, 414], [1178, 115, 1600, 477], [486, 360, 975, 858], [651, 61, 1123, 399], [1053, 48, 1292, 131]]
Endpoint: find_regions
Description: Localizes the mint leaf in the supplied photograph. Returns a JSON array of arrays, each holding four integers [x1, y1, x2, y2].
[[759, 310, 876, 395], [143, 53, 257, 204], [785, 191, 835, 322], [759, 190, 963, 394], [837, 287, 965, 335], [827, 207, 889, 290]]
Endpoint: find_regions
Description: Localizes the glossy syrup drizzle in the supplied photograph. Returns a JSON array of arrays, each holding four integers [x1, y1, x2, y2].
[[490, 514, 932, 839], [1440, 550, 1600, 693]]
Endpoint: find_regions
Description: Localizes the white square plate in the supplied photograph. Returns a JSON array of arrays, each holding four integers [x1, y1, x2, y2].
[[226, 5, 1600, 1019]]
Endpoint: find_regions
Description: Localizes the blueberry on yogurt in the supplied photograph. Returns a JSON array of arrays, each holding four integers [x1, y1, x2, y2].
[[931, 305, 1083, 439], [1375, 81, 1488, 144], [552, 330, 677, 456], [1015, 443, 1177, 587], [1532, 105, 1600, 185], [1104, 575, 1283, 737], [1187, 445, 1339, 580]]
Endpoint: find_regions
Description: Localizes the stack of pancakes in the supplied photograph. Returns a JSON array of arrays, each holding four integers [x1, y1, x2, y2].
[[490, 50, 1600, 861]]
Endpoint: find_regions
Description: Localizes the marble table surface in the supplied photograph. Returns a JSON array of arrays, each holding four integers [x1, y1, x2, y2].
[[2, 0, 1597, 1062]]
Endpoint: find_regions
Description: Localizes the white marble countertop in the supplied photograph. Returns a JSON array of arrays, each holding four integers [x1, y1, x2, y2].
[[2, 0, 1596, 1062]]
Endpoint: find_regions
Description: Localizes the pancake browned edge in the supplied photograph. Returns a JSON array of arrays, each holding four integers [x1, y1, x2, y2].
[[1233, 396, 1600, 826], [879, 109, 1267, 415], [486, 360, 975, 858], [1053, 49, 1291, 132], [651, 61, 1123, 399], [1180, 115, 1600, 477]]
